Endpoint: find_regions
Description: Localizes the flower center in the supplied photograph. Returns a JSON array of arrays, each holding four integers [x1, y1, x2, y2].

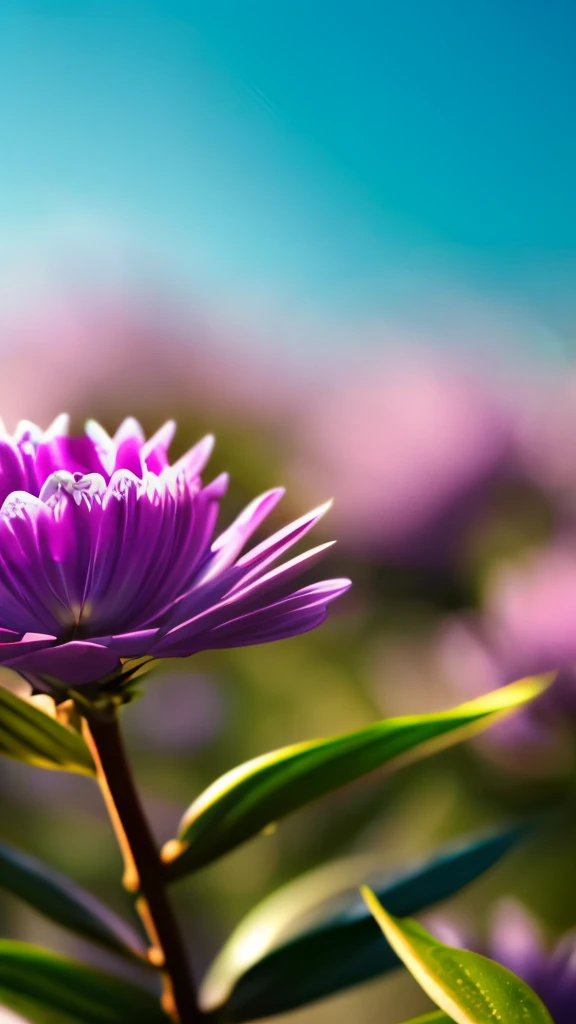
[[39, 471, 105, 507]]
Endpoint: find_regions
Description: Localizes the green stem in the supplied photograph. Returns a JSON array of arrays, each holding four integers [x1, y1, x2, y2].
[[82, 705, 202, 1024]]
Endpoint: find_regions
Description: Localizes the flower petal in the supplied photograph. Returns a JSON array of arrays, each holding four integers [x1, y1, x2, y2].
[[0, 628, 21, 642], [141, 421, 176, 474], [85, 420, 116, 475], [196, 488, 285, 584], [43, 413, 70, 440], [113, 436, 145, 476], [153, 578, 350, 657], [233, 500, 333, 587], [89, 629, 159, 657], [226, 542, 336, 606], [169, 435, 215, 484], [0, 493, 71, 634], [13, 420, 44, 444], [35, 434, 108, 484], [0, 441, 27, 505], [7, 641, 121, 684], [0, 633, 57, 664], [113, 417, 146, 445]]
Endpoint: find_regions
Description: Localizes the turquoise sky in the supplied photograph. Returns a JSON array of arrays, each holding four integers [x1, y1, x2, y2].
[[0, 1, 574, 359]]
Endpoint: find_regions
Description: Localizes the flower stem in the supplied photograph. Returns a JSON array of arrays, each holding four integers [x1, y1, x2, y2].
[[82, 705, 202, 1024]]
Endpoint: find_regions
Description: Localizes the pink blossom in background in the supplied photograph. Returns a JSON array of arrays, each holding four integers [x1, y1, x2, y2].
[[435, 543, 576, 773], [3, 283, 576, 571], [291, 360, 514, 565], [513, 371, 576, 499], [484, 542, 576, 681], [0, 286, 298, 430], [435, 618, 572, 773], [5, 283, 576, 581], [369, 540, 576, 776]]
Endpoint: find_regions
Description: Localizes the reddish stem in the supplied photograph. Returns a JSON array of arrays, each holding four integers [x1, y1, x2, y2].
[[83, 707, 202, 1024]]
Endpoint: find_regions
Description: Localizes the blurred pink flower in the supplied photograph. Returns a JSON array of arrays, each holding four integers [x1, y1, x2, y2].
[[484, 542, 576, 680], [0, 286, 297, 430], [291, 360, 513, 565], [436, 542, 576, 772], [513, 370, 576, 498]]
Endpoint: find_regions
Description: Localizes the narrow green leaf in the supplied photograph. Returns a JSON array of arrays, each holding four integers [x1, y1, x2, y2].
[[0, 838, 145, 959], [164, 677, 548, 876], [362, 890, 553, 1024], [0, 941, 169, 1023], [200, 827, 522, 1022], [399, 1014, 453, 1023], [0, 688, 94, 775]]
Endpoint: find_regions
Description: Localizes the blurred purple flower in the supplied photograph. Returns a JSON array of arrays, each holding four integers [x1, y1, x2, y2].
[[483, 542, 576, 682], [431, 900, 576, 1023], [0, 416, 349, 691], [292, 362, 513, 565], [436, 542, 576, 771]]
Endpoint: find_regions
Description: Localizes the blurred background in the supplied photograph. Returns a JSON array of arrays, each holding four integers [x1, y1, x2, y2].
[[1, 2, 576, 1021]]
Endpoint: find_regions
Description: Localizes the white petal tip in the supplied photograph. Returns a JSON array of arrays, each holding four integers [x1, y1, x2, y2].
[[310, 498, 334, 521], [312, 539, 337, 554], [264, 486, 286, 503], [158, 420, 178, 445], [192, 434, 216, 460], [206, 471, 229, 499], [44, 413, 70, 439], [85, 419, 114, 449], [114, 417, 145, 443], [326, 578, 352, 601]]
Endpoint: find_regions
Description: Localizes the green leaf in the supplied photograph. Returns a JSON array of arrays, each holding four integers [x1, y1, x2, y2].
[[399, 1015, 453, 1023], [362, 889, 553, 1024], [163, 677, 548, 876], [0, 941, 169, 1023], [0, 688, 94, 775], [0, 838, 146, 960], [200, 826, 522, 1022]]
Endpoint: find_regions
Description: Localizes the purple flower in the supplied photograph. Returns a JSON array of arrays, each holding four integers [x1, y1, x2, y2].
[[0, 416, 350, 691], [430, 900, 576, 1023], [291, 362, 512, 566], [436, 542, 576, 773]]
